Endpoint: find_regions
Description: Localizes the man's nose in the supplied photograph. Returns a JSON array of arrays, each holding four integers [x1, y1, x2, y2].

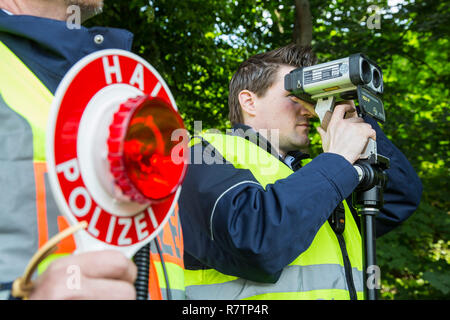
[[299, 103, 316, 119]]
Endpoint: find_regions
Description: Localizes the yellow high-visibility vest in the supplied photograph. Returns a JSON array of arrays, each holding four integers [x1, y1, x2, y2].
[[185, 133, 364, 300]]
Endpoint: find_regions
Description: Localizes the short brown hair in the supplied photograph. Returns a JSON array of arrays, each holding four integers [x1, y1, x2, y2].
[[228, 44, 317, 126]]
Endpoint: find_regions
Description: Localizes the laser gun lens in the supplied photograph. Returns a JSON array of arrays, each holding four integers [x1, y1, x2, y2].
[[108, 96, 188, 203], [372, 68, 381, 88], [361, 59, 372, 84]]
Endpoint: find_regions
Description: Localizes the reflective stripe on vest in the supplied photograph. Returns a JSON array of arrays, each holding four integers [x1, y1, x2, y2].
[[0, 42, 185, 299], [185, 133, 363, 300], [0, 42, 52, 162]]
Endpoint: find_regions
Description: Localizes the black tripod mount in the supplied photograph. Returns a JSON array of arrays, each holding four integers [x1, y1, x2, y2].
[[353, 153, 389, 300]]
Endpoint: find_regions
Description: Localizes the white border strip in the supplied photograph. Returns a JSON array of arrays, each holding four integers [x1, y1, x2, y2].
[[209, 180, 262, 240]]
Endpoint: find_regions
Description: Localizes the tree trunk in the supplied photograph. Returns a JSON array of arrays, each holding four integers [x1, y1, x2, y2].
[[293, 0, 312, 46]]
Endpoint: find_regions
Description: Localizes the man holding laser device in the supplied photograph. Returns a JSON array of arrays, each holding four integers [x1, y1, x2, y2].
[[179, 44, 422, 300]]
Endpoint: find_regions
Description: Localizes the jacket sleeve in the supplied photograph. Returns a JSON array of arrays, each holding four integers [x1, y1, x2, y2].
[[0, 282, 16, 300], [179, 142, 360, 282], [363, 116, 423, 237]]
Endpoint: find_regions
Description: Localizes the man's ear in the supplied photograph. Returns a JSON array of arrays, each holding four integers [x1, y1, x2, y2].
[[238, 90, 257, 117]]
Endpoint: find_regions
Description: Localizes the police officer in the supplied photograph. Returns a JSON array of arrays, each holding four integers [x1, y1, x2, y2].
[[179, 44, 422, 300], [0, 0, 184, 300]]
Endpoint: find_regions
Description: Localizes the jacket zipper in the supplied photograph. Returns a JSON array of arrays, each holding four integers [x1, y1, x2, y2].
[[336, 233, 358, 300]]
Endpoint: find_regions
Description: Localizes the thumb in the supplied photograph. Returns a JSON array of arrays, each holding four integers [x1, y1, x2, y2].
[[316, 126, 330, 152], [317, 126, 325, 140]]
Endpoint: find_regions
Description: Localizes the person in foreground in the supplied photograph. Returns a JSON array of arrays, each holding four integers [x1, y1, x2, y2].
[[0, 0, 184, 300]]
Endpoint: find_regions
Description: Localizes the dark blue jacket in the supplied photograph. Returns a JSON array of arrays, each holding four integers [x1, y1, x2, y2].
[[179, 119, 423, 283], [0, 9, 133, 94], [0, 9, 133, 298]]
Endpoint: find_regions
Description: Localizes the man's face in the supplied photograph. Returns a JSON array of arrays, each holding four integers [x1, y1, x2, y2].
[[251, 65, 316, 155]]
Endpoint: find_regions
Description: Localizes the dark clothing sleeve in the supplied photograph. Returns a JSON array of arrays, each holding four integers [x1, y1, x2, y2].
[[360, 116, 423, 237]]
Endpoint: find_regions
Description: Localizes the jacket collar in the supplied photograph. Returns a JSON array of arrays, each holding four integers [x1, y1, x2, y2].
[[230, 123, 310, 171], [0, 10, 133, 90]]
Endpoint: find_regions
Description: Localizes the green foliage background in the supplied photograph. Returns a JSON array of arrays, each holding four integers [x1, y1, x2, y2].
[[87, 0, 449, 299]]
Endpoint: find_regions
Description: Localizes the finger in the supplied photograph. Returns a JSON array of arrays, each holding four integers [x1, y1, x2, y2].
[[344, 109, 358, 119], [337, 101, 358, 119], [369, 128, 377, 141], [78, 278, 136, 300], [64, 250, 137, 283], [335, 100, 355, 108], [361, 122, 377, 141], [316, 126, 325, 139], [330, 103, 357, 124], [344, 117, 365, 123], [359, 124, 377, 141], [335, 103, 357, 115]]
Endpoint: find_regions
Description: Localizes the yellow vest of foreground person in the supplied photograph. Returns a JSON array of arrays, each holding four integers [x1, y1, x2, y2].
[[185, 132, 364, 300], [0, 41, 185, 300]]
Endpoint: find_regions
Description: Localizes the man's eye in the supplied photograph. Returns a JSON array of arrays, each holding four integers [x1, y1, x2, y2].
[[289, 96, 301, 104]]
